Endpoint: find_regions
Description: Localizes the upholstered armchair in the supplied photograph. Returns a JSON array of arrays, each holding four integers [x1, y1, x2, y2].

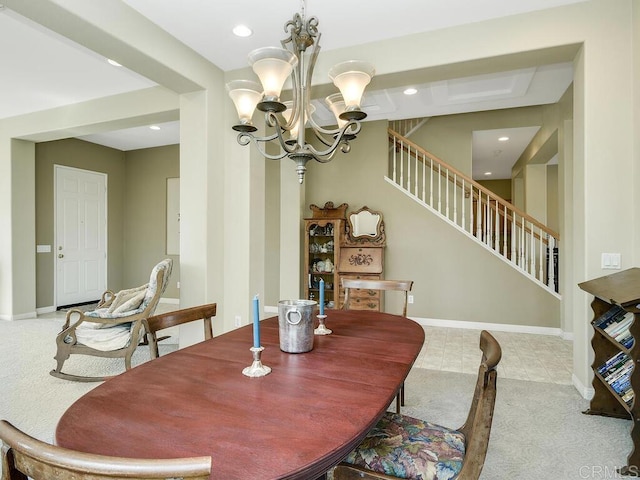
[[50, 258, 173, 382]]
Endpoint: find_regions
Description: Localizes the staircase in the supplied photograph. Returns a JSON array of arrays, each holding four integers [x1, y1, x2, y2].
[[387, 127, 560, 297]]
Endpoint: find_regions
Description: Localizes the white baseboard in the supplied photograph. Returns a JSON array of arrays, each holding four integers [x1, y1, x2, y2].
[[411, 316, 569, 339], [263, 309, 571, 339], [561, 331, 575, 341], [572, 373, 595, 400], [36, 306, 56, 315], [160, 297, 180, 305], [0, 311, 39, 321]]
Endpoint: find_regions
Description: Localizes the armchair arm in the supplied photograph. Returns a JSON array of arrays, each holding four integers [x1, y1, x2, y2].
[[58, 308, 144, 348], [97, 290, 116, 308]]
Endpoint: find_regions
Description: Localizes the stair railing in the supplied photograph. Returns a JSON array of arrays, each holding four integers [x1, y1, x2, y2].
[[388, 128, 560, 294]]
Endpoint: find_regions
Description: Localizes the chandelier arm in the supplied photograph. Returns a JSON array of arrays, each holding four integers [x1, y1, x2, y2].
[[266, 112, 298, 155], [306, 115, 343, 136], [303, 121, 362, 160], [311, 128, 337, 148], [238, 131, 279, 145], [237, 133, 289, 160]]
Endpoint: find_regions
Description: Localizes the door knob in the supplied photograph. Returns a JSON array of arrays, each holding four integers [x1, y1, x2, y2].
[[58, 254, 64, 258]]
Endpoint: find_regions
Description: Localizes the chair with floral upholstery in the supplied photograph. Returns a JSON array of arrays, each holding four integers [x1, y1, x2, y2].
[[333, 330, 502, 480], [49, 259, 173, 382]]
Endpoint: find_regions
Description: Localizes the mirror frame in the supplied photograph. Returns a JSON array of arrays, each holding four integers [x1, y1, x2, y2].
[[345, 206, 386, 246]]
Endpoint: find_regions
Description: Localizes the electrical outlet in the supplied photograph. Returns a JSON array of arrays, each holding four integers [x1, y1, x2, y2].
[[176, 281, 180, 289], [235, 315, 242, 327], [408, 295, 414, 304]]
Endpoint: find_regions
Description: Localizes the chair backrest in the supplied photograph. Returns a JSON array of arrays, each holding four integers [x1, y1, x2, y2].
[[0, 420, 211, 480], [456, 330, 502, 479], [342, 278, 414, 316], [141, 259, 174, 313], [144, 303, 217, 359]]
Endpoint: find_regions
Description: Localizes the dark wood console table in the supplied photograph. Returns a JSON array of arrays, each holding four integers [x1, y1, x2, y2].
[[56, 310, 424, 479]]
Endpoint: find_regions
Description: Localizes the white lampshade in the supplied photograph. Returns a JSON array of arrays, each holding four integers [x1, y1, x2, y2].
[[328, 61, 375, 109], [283, 102, 316, 139], [324, 93, 348, 128], [249, 47, 298, 99], [226, 80, 263, 124]]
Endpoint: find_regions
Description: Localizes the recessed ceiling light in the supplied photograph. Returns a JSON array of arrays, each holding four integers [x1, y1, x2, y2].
[[107, 58, 122, 67], [403, 88, 418, 95], [484, 172, 492, 176], [149, 125, 161, 131], [233, 25, 253, 37], [498, 136, 509, 142]]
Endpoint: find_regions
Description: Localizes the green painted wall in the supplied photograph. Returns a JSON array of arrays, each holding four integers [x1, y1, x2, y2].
[[124, 145, 180, 297], [304, 119, 560, 327], [35, 139, 179, 308]]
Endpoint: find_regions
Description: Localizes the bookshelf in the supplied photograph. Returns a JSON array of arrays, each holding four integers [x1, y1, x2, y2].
[[579, 267, 640, 475]]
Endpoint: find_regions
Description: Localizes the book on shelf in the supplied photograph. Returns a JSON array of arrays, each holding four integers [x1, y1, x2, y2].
[[598, 351, 628, 376], [608, 362, 633, 385], [618, 333, 635, 349], [598, 350, 635, 406], [604, 360, 633, 385], [593, 305, 627, 330], [604, 312, 635, 337]]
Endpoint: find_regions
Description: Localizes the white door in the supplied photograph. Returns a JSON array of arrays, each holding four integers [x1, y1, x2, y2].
[[55, 165, 107, 307]]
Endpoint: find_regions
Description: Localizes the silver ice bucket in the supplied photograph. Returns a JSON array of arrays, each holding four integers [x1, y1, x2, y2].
[[278, 300, 317, 353]]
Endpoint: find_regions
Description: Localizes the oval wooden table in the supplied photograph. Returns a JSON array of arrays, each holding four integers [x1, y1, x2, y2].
[[56, 309, 425, 479]]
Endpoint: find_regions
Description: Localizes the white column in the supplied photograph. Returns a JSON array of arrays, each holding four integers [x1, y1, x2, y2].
[[0, 137, 36, 320]]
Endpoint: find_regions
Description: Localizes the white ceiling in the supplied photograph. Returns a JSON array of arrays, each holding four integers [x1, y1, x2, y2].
[[0, 1, 584, 177]]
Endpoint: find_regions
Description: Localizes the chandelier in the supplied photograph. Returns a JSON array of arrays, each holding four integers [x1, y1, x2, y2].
[[226, 6, 375, 184]]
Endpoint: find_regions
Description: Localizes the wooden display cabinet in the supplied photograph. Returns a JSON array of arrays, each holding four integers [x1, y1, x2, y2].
[[303, 203, 346, 309], [579, 267, 640, 476]]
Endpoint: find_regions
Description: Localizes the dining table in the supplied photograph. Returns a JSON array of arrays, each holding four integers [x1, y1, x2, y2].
[[55, 309, 425, 480]]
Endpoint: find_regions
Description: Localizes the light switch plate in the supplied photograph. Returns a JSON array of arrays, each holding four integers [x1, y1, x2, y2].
[[601, 253, 621, 269]]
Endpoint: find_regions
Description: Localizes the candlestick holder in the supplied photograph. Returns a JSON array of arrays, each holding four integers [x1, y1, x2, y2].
[[314, 314, 332, 335], [242, 346, 271, 377]]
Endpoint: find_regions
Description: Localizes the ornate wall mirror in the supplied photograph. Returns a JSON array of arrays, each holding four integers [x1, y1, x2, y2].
[[345, 206, 385, 246]]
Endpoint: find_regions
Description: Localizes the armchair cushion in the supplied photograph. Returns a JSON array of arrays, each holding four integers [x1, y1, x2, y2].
[[107, 284, 148, 314], [75, 322, 133, 351], [342, 412, 465, 480]]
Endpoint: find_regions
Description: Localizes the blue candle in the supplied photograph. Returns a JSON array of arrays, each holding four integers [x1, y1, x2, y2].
[[319, 279, 325, 315], [252, 295, 260, 348]]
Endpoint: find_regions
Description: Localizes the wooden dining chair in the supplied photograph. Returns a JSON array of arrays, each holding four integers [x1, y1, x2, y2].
[[333, 330, 502, 480], [143, 303, 217, 359], [342, 278, 414, 413], [0, 419, 211, 480], [342, 279, 414, 317]]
